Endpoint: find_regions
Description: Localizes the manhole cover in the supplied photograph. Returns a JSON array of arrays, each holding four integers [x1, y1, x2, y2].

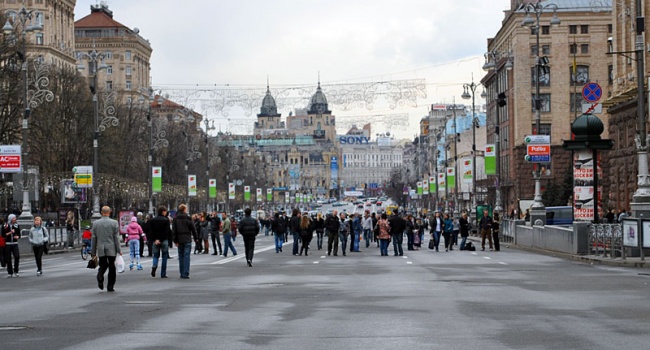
[[0, 326, 30, 331]]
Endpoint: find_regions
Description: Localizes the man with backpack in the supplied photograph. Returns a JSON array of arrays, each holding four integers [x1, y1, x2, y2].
[[272, 212, 287, 253]]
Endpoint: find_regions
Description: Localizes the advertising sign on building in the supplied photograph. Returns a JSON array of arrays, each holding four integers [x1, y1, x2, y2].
[[61, 179, 86, 204], [330, 156, 338, 189]]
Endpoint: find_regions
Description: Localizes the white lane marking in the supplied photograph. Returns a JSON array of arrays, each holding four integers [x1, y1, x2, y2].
[[498, 262, 508, 265], [320, 256, 326, 259], [313, 261, 319, 264], [471, 252, 478, 255], [483, 257, 492, 260], [402, 256, 408, 259], [406, 261, 413, 265]]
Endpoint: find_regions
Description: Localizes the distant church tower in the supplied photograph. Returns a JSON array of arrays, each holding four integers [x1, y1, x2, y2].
[[254, 82, 284, 135]]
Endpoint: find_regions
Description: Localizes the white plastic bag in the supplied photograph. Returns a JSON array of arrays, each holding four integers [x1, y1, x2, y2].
[[115, 254, 125, 273]]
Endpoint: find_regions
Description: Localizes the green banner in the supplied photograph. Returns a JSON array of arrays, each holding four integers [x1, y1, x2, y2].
[[417, 181, 423, 195], [429, 176, 436, 193], [209, 179, 216, 199], [244, 186, 251, 201], [152, 167, 162, 193], [267, 188, 272, 201], [485, 144, 496, 175], [446, 167, 455, 190]]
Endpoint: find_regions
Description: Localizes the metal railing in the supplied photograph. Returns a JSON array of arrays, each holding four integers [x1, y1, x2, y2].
[[588, 223, 624, 259]]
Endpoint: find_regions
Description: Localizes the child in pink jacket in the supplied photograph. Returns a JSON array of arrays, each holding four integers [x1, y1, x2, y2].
[[126, 216, 144, 270]]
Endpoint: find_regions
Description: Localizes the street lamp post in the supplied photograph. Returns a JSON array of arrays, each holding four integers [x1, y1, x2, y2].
[[140, 88, 166, 215], [483, 50, 513, 213], [3, 7, 48, 228], [462, 77, 480, 215], [173, 109, 200, 211], [522, 0, 560, 225], [203, 118, 215, 212], [76, 47, 112, 221]]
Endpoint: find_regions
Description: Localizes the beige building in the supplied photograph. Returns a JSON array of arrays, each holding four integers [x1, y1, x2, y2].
[[2, 0, 77, 69], [483, 0, 612, 213], [74, 3, 152, 96]]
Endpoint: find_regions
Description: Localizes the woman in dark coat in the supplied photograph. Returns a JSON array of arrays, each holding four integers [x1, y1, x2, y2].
[[299, 213, 314, 256]]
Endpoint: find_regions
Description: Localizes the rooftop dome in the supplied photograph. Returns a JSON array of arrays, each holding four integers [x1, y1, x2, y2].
[[308, 82, 330, 114], [259, 85, 278, 116], [571, 113, 604, 142]]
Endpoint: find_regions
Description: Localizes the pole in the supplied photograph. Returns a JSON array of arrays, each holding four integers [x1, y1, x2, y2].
[[91, 64, 101, 221], [18, 26, 33, 227], [147, 106, 154, 216], [631, 0, 650, 219], [494, 68, 503, 213], [472, 93, 477, 215], [453, 105, 458, 216], [529, 6, 546, 225]]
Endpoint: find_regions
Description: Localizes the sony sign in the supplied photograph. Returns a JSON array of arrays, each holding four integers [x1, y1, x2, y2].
[[339, 136, 370, 145]]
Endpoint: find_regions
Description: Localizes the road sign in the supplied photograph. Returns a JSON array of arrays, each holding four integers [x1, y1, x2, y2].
[[524, 135, 550, 144], [0, 145, 21, 173], [527, 144, 550, 156], [582, 103, 602, 114], [582, 82, 602, 103]]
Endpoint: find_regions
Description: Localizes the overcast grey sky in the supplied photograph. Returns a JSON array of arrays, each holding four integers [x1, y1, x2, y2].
[[75, 0, 510, 138]]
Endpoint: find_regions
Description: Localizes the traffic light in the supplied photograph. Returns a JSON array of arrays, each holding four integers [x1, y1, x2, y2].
[[497, 92, 507, 107]]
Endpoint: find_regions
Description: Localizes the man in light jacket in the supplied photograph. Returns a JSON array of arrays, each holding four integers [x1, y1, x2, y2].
[[91, 206, 122, 292]]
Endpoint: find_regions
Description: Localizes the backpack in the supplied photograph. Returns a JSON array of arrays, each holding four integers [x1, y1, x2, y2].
[[276, 218, 287, 234]]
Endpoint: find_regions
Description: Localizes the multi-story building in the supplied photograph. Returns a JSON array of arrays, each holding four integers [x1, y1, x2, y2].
[[2, 0, 77, 69], [483, 0, 612, 214], [606, 0, 650, 213], [74, 3, 152, 96]]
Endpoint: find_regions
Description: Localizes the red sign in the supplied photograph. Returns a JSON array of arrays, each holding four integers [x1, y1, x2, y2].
[[527, 145, 550, 156], [0, 155, 21, 171]]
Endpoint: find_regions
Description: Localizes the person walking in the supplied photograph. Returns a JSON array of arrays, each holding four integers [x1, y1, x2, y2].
[[272, 212, 287, 253], [388, 210, 405, 256], [65, 210, 75, 249], [459, 211, 470, 250], [91, 206, 122, 292], [149, 206, 172, 278], [3, 214, 20, 277], [238, 208, 260, 267], [362, 211, 372, 249], [351, 213, 362, 252], [377, 213, 391, 256], [405, 213, 416, 251], [443, 213, 454, 252], [299, 213, 314, 256], [125, 216, 144, 271], [0, 218, 6, 269], [290, 208, 301, 255], [198, 212, 211, 255], [492, 211, 501, 252], [371, 212, 379, 247], [209, 211, 223, 256], [479, 208, 494, 251], [136, 212, 147, 258], [221, 214, 237, 257], [325, 210, 340, 256], [28, 216, 49, 276], [431, 211, 443, 252], [338, 212, 351, 256], [313, 213, 325, 250], [172, 204, 196, 279]]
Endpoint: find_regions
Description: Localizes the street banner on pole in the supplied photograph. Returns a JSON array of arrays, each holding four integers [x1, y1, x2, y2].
[[188, 175, 197, 197], [462, 159, 473, 184], [485, 144, 496, 175], [429, 176, 436, 193], [209, 179, 216, 198], [152, 167, 162, 193], [285, 191, 290, 203], [438, 173, 445, 187], [256, 188, 262, 202], [423, 178, 429, 195], [244, 186, 251, 201], [228, 183, 235, 199], [267, 188, 272, 201], [446, 167, 455, 190], [417, 181, 423, 195]]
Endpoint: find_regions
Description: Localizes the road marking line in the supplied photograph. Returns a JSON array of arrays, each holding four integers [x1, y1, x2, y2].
[[313, 261, 319, 264], [471, 252, 478, 255], [483, 257, 492, 260], [406, 261, 413, 265], [498, 262, 508, 265], [210, 242, 279, 265], [402, 256, 408, 259], [320, 256, 326, 258]]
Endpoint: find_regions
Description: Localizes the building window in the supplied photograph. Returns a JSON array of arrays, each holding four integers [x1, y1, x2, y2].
[[531, 45, 538, 56], [571, 65, 589, 85], [126, 96, 132, 105], [106, 65, 113, 74], [531, 66, 551, 87], [608, 64, 613, 85], [581, 25, 589, 34], [105, 51, 113, 59], [569, 44, 577, 54], [569, 25, 577, 34], [581, 44, 589, 54], [570, 93, 583, 112], [533, 123, 552, 135], [126, 80, 132, 90], [542, 45, 550, 55], [541, 25, 550, 35], [35, 33, 43, 45], [125, 66, 132, 75], [608, 24, 613, 33], [125, 50, 132, 60], [106, 81, 113, 90], [531, 93, 551, 112]]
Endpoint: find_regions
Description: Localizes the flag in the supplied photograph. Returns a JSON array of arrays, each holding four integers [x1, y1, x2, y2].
[[152, 167, 162, 193]]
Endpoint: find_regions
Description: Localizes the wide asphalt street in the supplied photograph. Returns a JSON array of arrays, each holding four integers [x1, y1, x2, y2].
[[1, 232, 649, 350]]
